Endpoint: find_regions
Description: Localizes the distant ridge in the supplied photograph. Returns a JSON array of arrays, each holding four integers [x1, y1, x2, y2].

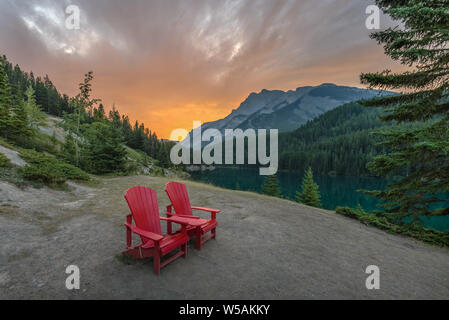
[[186, 84, 391, 146]]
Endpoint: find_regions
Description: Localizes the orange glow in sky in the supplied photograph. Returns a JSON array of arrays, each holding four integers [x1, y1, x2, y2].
[[0, 0, 404, 139]]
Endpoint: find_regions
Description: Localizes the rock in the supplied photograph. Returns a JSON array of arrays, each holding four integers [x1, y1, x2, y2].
[[0, 145, 26, 167]]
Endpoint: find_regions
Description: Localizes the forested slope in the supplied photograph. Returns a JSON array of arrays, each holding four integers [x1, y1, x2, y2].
[[1, 55, 174, 169], [278, 102, 389, 176]]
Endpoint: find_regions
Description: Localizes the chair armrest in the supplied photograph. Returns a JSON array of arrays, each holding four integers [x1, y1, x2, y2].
[[191, 206, 221, 214], [124, 222, 163, 242], [161, 216, 206, 227], [166, 213, 201, 219], [166, 205, 200, 219], [160, 216, 191, 226], [178, 215, 201, 219], [191, 206, 220, 220]]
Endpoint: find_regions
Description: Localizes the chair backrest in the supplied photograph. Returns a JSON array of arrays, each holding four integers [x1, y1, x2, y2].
[[165, 182, 193, 216], [124, 186, 162, 242]]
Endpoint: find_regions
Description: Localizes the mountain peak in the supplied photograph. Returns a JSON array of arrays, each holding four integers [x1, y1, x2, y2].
[[185, 84, 391, 146]]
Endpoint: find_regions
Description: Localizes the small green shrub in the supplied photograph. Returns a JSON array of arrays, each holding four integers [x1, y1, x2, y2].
[[149, 165, 165, 176], [12, 132, 60, 155], [20, 164, 67, 185], [124, 161, 140, 175], [19, 149, 52, 164], [336, 206, 449, 248], [0, 153, 10, 168], [55, 162, 91, 180], [18, 149, 90, 186], [0, 167, 43, 188], [0, 138, 15, 150]]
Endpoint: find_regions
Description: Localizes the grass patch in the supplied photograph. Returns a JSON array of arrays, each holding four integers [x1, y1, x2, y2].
[[115, 253, 138, 265], [0, 153, 11, 168], [74, 178, 101, 188], [11, 131, 61, 156], [0, 137, 16, 150], [0, 167, 44, 188], [149, 165, 165, 176], [8, 249, 32, 262], [336, 206, 449, 248], [0, 204, 19, 215]]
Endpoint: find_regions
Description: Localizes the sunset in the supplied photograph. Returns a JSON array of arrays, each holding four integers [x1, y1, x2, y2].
[[0, 0, 404, 138], [0, 0, 448, 306]]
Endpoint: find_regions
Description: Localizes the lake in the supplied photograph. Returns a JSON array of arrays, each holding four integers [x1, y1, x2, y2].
[[189, 167, 449, 231]]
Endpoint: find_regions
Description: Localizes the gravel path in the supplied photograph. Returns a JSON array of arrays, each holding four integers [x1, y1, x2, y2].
[[0, 175, 448, 299]]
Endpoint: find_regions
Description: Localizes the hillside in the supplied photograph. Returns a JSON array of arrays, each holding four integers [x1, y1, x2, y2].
[[278, 102, 388, 176], [0, 114, 186, 190], [0, 175, 448, 299], [0, 55, 175, 175], [0, 55, 185, 190]]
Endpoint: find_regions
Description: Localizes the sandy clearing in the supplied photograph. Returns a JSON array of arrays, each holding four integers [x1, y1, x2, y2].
[[0, 175, 448, 299]]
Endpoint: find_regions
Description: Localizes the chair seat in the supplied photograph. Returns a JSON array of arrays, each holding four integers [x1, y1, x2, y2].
[[171, 217, 217, 235], [189, 218, 217, 234], [142, 232, 189, 255]]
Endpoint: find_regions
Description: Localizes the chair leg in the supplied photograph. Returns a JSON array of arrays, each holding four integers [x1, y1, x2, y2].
[[153, 249, 161, 275], [195, 227, 202, 250], [167, 221, 173, 235], [182, 242, 187, 258], [212, 228, 216, 240]]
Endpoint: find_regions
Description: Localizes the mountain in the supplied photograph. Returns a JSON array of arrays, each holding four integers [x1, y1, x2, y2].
[[194, 83, 390, 136]]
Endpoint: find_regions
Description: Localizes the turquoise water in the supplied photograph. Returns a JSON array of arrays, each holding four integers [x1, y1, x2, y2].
[[189, 167, 449, 231]]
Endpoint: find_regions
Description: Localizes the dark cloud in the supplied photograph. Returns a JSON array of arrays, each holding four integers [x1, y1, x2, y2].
[[0, 0, 403, 137]]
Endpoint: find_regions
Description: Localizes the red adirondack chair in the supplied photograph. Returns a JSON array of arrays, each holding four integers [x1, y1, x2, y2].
[[123, 186, 203, 274], [165, 182, 220, 250]]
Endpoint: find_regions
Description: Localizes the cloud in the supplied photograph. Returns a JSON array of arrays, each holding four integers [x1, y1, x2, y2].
[[0, 0, 403, 138]]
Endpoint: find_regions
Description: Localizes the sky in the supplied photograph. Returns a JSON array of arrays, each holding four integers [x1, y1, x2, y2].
[[0, 0, 404, 139]]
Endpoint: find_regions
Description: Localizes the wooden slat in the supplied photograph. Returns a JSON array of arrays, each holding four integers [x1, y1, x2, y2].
[[160, 250, 185, 268], [165, 182, 193, 216]]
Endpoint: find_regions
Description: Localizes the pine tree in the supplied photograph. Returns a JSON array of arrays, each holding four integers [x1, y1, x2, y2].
[[62, 134, 77, 165], [360, 1, 449, 221], [296, 167, 321, 208], [24, 85, 46, 131], [79, 71, 101, 118], [262, 175, 281, 197], [68, 71, 101, 167], [50, 131, 58, 146], [157, 142, 169, 167], [9, 84, 31, 140], [0, 58, 13, 137], [83, 122, 127, 174], [93, 103, 106, 122]]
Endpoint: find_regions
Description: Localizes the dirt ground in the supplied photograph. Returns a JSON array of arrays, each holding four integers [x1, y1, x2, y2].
[[0, 175, 448, 299]]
